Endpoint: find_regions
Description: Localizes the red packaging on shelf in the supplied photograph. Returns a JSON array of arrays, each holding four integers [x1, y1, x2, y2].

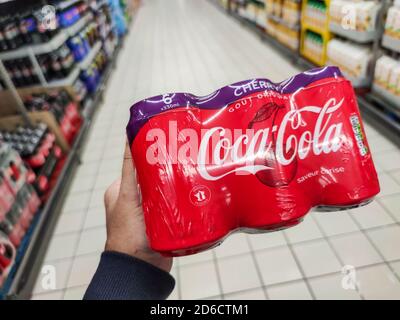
[[0, 234, 15, 270], [0, 176, 15, 221], [0, 232, 16, 288], [127, 66, 380, 256]]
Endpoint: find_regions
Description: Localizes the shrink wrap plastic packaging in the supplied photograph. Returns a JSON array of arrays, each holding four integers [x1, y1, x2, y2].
[[127, 67, 380, 256]]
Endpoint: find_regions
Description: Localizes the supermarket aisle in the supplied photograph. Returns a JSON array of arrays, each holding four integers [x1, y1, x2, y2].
[[32, 0, 400, 300]]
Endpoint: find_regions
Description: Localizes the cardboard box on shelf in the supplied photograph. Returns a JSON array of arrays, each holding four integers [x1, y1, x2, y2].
[[0, 85, 79, 118], [0, 111, 70, 153]]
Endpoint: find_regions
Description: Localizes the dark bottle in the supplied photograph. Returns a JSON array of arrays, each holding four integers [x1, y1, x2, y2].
[[58, 89, 72, 107], [5, 60, 23, 87], [3, 15, 19, 50], [50, 53, 64, 79], [19, 11, 36, 45], [19, 58, 33, 86], [0, 17, 9, 52], [38, 54, 52, 82], [15, 60, 26, 87], [4, 61, 15, 86], [22, 58, 39, 85], [12, 15, 23, 48], [46, 92, 64, 121], [29, 62, 40, 85]]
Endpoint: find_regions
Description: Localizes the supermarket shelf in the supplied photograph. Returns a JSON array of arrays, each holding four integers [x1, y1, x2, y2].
[[225, 1, 375, 83], [0, 14, 91, 61], [56, 0, 80, 10], [267, 14, 300, 31], [302, 23, 327, 36], [229, 10, 313, 69], [358, 96, 400, 147], [86, 38, 123, 120], [332, 66, 371, 88], [301, 49, 324, 67], [0, 66, 80, 93], [371, 84, 400, 115], [0, 32, 67, 60], [81, 97, 94, 119], [382, 34, 400, 53], [79, 41, 102, 70], [2, 41, 101, 91], [47, 66, 80, 87], [1, 38, 124, 300], [348, 75, 371, 89], [0, 65, 80, 93], [3, 122, 87, 299], [63, 13, 92, 37], [92, 0, 108, 11], [330, 22, 377, 43], [219, 0, 400, 146]]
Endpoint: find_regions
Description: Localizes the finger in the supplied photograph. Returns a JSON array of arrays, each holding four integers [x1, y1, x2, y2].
[[119, 140, 139, 203], [104, 179, 121, 212]]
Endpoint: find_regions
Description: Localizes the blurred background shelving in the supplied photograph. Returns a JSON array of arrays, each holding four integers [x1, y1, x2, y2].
[[215, 0, 400, 144], [0, 0, 140, 299]]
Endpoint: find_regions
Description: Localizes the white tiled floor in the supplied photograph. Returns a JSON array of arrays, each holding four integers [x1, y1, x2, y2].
[[31, 0, 400, 300]]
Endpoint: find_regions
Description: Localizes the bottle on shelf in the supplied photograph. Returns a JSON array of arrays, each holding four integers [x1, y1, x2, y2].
[[2, 14, 22, 51], [49, 52, 64, 79], [57, 44, 75, 76], [19, 58, 40, 86], [18, 11, 35, 45], [0, 17, 10, 52], [304, 30, 324, 62], [37, 54, 51, 82], [4, 60, 23, 87]]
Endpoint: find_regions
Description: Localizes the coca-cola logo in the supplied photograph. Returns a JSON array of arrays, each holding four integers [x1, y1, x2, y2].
[[145, 98, 345, 182]]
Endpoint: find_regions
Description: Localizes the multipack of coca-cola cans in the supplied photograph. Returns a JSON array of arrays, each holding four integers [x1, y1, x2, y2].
[[127, 66, 380, 256]]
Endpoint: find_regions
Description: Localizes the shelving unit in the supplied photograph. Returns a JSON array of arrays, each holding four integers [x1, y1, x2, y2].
[[0, 12, 93, 92], [0, 13, 92, 61], [0, 37, 124, 300], [329, 22, 378, 44], [263, 0, 302, 51], [382, 34, 400, 53], [327, 2, 386, 89], [300, 0, 331, 66], [223, 1, 314, 68], [213, 0, 400, 146], [0, 32, 68, 60], [79, 41, 102, 70], [372, 84, 400, 111], [46, 65, 80, 87], [358, 95, 400, 141], [0, 40, 102, 92], [64, 12, 93, 37], [267, 14, 300, 30], [0, 0, 133, 299], [364, 0, 400, 143]]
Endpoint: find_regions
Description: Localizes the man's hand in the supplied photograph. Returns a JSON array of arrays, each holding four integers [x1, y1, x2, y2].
[[103, 141, 173, 272]]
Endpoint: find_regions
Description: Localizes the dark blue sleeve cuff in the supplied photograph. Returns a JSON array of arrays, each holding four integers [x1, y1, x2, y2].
[[83, 251, 175, 300]]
